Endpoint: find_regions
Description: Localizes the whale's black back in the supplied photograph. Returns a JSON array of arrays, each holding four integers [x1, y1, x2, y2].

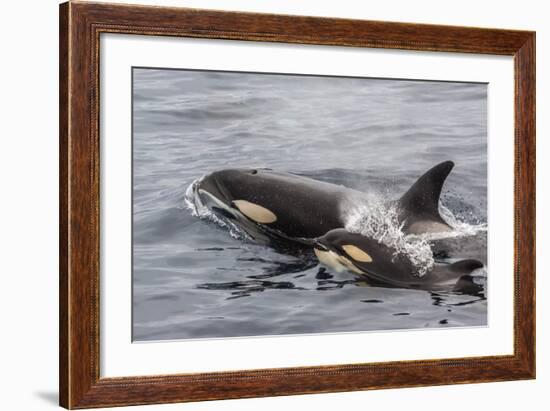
[[213, 170, 359, 239]]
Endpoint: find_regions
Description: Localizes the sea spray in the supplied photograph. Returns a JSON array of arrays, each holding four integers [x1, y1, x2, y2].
[[344, 201, 435, 276], [344, 199, 488, 277]]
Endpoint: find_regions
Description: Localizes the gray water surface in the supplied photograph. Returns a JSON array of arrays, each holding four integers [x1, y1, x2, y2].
[[132, 68, 487, 342]]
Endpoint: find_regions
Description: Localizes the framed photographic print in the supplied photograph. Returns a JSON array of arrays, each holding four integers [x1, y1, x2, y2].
[[59, 1, 535, 409]]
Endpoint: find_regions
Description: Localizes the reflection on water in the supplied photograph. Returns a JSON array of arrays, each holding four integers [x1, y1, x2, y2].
[[132, 68, 487, 341], [196, 263, 486, 304]]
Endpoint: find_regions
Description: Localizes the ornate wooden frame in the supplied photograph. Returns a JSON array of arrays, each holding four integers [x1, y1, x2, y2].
[[59, 1, 535, 408]]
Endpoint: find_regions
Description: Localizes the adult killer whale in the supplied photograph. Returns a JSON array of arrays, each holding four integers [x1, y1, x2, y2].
[[192, 160, 455, 245], [313, 229, 483, 293], [191, 161, 484, 292]]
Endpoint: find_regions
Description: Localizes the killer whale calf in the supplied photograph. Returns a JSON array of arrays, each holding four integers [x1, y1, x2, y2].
[[193, 160, 455, 244], [313, 229, 483, 293], [190, 160, 484, 292]]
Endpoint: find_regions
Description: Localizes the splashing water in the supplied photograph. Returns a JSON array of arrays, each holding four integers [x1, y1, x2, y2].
[[184, 178, 206, 216], [438, 205, 487, 238], [184, 178, 252, 241], [344, 198, 487, 277], [344, 201, 435, 276]]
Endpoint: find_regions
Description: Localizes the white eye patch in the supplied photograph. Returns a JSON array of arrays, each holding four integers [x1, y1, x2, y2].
[[342, 244, 373, 262], [233, 200, 277, 224], [314, 248, 365, 275]]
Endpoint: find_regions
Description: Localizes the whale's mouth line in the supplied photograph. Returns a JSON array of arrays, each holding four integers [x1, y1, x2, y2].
[[185, 179, 251, 242], [198, 189, 233, 214], [196, 188, 255, 229], [312, 241, 328, 252]]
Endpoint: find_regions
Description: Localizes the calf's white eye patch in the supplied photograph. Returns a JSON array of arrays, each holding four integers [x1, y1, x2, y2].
[[233, 200, 277, 224], [314, 248, 365, 275], [342, 244, 373, 262]]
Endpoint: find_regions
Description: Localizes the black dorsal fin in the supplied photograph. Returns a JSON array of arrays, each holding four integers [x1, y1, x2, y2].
[[398, 161, 454, 218]]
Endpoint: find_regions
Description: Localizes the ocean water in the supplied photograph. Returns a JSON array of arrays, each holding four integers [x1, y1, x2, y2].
[[132, 68, 487, 342]]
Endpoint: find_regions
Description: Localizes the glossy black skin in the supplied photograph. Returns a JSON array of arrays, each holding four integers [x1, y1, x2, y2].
[[196, 168, 365, 242], [197, 161, 455, 243], [315, 229, 483, 293], [397, 160, 455, 233]]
